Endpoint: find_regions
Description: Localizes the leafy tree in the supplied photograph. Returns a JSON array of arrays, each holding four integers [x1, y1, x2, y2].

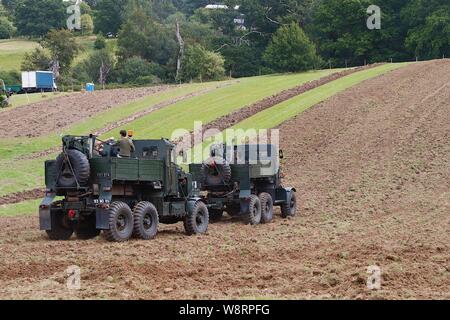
[[113, 56, 162, 84], [81, 14, 94, 35], [80, 2, 93, 16], [0, 70, 20, 84], [21, 48, 52, 71], [72, 48, 116, 84], [94, 0, 128, 34], [221, 44, 262, 77], [263, 23, 320, 72], [117, 9, 178, 66], [0, 16, 15, 39], [405, 9, 450, 59], [182, 44, 225, 81], [14, 0, 66, 37], [402, 0, 450, 59], [94, 33, 107, 50], [41, 29, 80, 74]]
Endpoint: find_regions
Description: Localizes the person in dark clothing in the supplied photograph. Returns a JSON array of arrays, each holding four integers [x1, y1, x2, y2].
[[116, 130, 135, 157]]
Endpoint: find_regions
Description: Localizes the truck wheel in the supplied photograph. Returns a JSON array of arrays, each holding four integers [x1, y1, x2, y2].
[[244, 195, 262, 225], [103, 202, 134, 242], [46, 212, 73, 240], [209, 209, 224, 223], [133, 202, 159, 240], [184, 202, 209, 235], [259, 193, 274, 224], [75, 216, 100, 240], [281, 192, 297, 218]]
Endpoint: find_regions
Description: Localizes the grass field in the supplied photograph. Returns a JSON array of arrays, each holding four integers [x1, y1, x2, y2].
[[0, 37, 115, 75], [0, 39, 38, 71]]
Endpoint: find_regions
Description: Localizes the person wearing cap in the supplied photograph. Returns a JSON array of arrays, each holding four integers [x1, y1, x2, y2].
[[116, 130, 135, 158]]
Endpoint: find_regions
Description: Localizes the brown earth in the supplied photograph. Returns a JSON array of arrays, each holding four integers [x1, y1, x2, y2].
[[0, 86, 172, 138], [0, 189, 44, 206], [0, 60, 449, 300]]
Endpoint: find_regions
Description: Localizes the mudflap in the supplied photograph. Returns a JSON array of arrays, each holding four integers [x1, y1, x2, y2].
[[96, 207, 110, 230], [275, 187, 297, 204], [39, 193, 55, 231]]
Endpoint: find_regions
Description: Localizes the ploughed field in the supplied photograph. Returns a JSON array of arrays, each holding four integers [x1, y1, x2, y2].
[[0, 61, 449, 299]]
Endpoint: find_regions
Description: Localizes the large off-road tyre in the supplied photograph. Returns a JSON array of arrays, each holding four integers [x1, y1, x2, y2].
[[55, 149, 90, 188], [200, 157, 232, 186], [133, 202, 159, 240], [281, 192, 297, 218], [46, 212, 73, 240], [259, 193, 274, 224], [244, 195, 262, 225], [184, 202, 209, 235], [103, 202, 134, 242], [75, 216, 100, 240], [209, 209, 224, 223]]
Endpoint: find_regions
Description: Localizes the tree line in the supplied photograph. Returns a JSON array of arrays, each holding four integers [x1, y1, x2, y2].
[[0, 0, 449, 87]]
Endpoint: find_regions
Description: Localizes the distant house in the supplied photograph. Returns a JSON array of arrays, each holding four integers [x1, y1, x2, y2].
[[204, 4, 246, 30]]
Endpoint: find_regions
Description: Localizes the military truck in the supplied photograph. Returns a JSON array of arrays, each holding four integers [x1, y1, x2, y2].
[[189, 144, 297, 225], [40, 135, 209, 242]]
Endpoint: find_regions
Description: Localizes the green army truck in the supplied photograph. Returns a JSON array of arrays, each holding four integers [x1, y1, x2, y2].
[[189, 144, 297, 225], [40, 135, 209, 242]]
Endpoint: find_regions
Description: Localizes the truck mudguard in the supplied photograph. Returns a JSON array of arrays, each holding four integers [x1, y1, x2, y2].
[[39, 193, 56, 231]]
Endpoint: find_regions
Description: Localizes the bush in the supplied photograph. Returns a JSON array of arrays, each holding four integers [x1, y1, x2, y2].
[[181, 44, 225, 81], [0, 70, 20, 84], [263, 23, 321, 72], [114, 57, 161, 84], [81, 14, 94, 35], [21, 47, 52, 71], [133, 75, 161, 86], [71, 48, 116, 85], [94, 33, 107, 50]]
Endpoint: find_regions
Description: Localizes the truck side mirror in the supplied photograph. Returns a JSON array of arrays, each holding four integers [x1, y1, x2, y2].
[[279, 150, 284, 160]]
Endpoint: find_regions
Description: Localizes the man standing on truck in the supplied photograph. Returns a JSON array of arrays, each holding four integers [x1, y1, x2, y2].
[[116, 130, 135, 158]]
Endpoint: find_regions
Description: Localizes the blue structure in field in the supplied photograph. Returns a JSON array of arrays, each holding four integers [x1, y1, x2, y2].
[[86, 83, 95, 92], [36, 72, 54, 90]]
